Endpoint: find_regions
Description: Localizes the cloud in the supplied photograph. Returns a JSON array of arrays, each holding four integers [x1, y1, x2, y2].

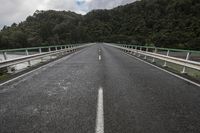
[[0, 0, 136, 29], [87, 0, 135, 10]]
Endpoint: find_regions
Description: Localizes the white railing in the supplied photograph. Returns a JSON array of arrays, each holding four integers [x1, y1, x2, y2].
[[0, 43, 93, 73], [105, 43, 200, 73]]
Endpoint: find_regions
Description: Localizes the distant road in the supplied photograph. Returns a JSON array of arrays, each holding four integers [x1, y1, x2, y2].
[[0, 43, 200, 133]]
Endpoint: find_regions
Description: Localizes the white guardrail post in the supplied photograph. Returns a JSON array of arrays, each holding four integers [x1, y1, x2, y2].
[[39, 48, 42, 53], [134, 46, 137, 55], [181, 52, 190, 73], [163, 50, 170, 67], [144, 47, 148, 59], [131, 46, 134, 54], [3, 51, 7, 60], [151, 49, 155, 63], [138, 47, 142, 57], [25, 49, 31, 67], [3, 51, 12, 73]]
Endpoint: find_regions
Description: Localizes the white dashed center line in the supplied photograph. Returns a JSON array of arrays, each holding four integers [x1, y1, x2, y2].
[[99, 55, 102, 61], [96, 87, 104, 133], [98, 49, 102, 61]]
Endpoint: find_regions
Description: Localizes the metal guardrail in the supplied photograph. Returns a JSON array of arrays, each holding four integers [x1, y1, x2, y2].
[[105, 43, 200, 73], [0, 43, 93, 73]]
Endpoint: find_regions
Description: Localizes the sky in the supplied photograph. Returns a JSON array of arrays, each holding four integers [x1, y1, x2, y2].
[[0, 0, 136, 29]]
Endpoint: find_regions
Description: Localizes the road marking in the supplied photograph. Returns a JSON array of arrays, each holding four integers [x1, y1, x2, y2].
[[0, 49, 85, 87], [99, 55, 102, 61], [96, 87, 104, 133], [98, 48, 102, 61], [124, 52, 200, 87]]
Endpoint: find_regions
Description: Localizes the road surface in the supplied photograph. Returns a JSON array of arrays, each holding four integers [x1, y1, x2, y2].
[[0, 43, 200, 133]]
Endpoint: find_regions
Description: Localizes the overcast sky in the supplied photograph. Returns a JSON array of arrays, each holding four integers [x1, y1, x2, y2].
[[0, 0, 136, 29]]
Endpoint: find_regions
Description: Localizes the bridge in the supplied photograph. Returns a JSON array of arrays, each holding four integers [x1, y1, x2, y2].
[[0, 43, 200, 133]]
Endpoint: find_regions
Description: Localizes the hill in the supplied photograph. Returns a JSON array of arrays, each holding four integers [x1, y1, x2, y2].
[[0, 0, 200, 50]]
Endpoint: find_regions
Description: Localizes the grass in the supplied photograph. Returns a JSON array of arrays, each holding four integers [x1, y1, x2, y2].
[[0, 74, 9, 81], [0, 69, 10, 81]]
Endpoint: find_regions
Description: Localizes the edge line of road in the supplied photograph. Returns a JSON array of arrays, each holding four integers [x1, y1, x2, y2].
[[123, 52, 200, 87], [0, 48, 86, 87]]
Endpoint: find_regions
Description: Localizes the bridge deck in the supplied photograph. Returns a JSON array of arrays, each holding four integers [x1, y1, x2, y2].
[[0, 43, 200, 133]]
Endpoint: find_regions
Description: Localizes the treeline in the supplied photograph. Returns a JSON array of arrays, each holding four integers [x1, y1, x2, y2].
[[0, 0, 200, 50]]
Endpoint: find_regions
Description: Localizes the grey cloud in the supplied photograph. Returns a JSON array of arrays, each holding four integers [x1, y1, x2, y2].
[[121, 0, 137, 5], [87, 0, 136, 10]]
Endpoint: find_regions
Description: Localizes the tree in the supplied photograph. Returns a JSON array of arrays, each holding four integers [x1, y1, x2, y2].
[[10, 31, 28, 48], [1, 0, 200, 50]]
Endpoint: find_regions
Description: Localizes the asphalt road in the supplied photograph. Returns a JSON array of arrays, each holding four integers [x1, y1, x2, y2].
[[0, 43, 200, 133]]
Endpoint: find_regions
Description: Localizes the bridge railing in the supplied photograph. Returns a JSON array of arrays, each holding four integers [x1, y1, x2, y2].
[[106, 43, 200, 74], [0, 43, 93, 73]]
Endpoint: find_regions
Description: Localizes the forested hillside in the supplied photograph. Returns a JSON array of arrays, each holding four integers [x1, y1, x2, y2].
[[0, 0, 200, 50]]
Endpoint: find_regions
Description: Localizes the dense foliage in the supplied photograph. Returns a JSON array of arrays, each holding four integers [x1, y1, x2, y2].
[[0, 0, 200, 50]]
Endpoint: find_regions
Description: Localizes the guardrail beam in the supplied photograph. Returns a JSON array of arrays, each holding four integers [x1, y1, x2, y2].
[[0, 43, 93, 73], [105, 43, 200, 73]]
